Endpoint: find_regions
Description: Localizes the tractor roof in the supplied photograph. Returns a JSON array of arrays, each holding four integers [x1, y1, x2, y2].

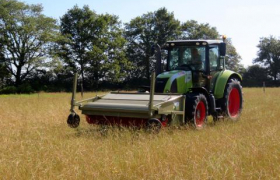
[[166, 40, 223, 45]]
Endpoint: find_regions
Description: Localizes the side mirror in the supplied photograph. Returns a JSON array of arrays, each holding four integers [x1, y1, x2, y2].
[[219, 43, 226, 56], [218, 57, 224, 70]]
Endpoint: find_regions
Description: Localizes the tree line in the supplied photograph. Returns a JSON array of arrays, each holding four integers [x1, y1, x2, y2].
[[0, 0, 279, 94]]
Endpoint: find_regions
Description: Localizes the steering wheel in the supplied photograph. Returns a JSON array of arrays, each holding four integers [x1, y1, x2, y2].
[[177, 64, 193, 70]]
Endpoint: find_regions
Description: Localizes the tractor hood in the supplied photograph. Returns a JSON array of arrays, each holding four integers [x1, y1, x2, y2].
[[155, 70, 192, 93]]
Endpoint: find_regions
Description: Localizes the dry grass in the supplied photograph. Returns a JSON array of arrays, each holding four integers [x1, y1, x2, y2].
[[0, 89, 280, 179]]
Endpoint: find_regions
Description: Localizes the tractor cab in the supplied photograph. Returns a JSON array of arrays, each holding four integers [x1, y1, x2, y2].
[[155, 40, 227, 94]]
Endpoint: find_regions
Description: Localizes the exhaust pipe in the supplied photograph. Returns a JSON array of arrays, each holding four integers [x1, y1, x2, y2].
[[154, 44, 162, 76]]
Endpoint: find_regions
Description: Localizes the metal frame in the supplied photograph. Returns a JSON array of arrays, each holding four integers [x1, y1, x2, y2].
[[70, 72, 186, 125]]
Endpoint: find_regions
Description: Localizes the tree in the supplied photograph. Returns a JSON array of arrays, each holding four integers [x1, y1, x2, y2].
[[0, 0, 58, 87], [242, 65, 268, 87], [58, 5, 96, 88], [180, 20, 219, 39], [59, 6, 128, 89], [225, 39, 244, 73], [254, 36, 280, 81], [0, 63, 10, 88], [0, 44, 10, 88], [125, 8, 181, 81], [86, 14, 129, 88]]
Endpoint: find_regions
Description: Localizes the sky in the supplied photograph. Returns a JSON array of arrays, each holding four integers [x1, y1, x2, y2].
[[24, 0, 280, 67]]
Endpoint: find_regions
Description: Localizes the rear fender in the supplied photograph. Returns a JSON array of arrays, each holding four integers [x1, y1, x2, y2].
[[214, 70, 242, 99]]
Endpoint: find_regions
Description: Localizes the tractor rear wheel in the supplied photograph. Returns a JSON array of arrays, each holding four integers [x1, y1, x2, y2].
[[186, 94, 208, 129], [222, 79, 243, 120]]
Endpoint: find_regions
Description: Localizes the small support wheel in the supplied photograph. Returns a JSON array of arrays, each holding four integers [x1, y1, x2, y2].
[[146, 118, 162, 134], [67, 113, 80, 128]]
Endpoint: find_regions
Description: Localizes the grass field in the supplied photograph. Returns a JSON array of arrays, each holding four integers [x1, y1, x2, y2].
[[0, 88, 280, 179]]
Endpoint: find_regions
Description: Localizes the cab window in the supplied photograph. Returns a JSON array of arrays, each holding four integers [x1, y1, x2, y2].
[[209, 46, 219, 71], [168, 46, 206, 71]]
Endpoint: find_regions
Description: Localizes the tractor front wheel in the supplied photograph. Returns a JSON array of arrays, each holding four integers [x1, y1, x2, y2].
[[186, 94, 208, 129], [222, 79, 243, 120]]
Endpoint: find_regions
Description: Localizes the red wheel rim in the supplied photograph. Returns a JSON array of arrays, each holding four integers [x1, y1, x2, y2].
[[228, 88, 240, 118], [195, 101, 206, 127]]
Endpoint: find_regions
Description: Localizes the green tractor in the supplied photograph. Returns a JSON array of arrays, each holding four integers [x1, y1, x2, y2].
[[67, 37, 243, 130]]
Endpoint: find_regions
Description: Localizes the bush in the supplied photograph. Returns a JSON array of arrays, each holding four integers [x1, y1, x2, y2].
[[0, 86, 17, 94], [18, 84, 34, 94]]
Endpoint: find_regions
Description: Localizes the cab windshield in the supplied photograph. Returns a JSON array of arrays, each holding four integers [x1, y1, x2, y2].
[[168, 46, 206, 71]]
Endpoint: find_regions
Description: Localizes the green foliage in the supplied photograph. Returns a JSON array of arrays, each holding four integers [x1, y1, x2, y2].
[[254, 36, 280, 81], [0, 0, 58, 86], [58, 5, 97, 79], [0, 86, 17, 94], [87, 13, 129, 86], [125, 8, 181, 80], [58, 5, 128, 89], [0, 83, 34, 94], [17, 83, 34, 93], [242, 65, 268, 87], [225, 39, 244, 73], [180, 20, 219, 39], [0, 62, 11, 88]]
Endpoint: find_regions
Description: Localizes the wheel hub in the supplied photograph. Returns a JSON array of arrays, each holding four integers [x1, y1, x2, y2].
[[196, 110, 201, 119], [228, 88, 241, 118]]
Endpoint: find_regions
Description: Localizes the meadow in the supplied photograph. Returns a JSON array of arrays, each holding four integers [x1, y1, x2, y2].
[[0, 88, 280, 179]]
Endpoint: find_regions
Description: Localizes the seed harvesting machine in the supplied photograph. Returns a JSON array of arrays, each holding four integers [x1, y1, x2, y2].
[[67, 36, 243, 131]]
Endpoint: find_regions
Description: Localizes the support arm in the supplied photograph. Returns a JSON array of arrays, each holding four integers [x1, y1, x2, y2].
[[149, 72, 156, 117], [70, 73, 78, 113]]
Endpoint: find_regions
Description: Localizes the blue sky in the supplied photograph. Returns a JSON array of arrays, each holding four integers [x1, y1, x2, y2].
[[24, 0, 280, 67]]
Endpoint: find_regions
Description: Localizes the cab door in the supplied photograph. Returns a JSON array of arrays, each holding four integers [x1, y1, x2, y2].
[[208, 45, 220, 92]]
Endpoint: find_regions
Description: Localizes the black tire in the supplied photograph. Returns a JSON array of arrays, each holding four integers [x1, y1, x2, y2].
[[67, 113, 80, 128], [146, 118, 162, 134], [221, 79, 243, 120], [186, 94, 208, 129]]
